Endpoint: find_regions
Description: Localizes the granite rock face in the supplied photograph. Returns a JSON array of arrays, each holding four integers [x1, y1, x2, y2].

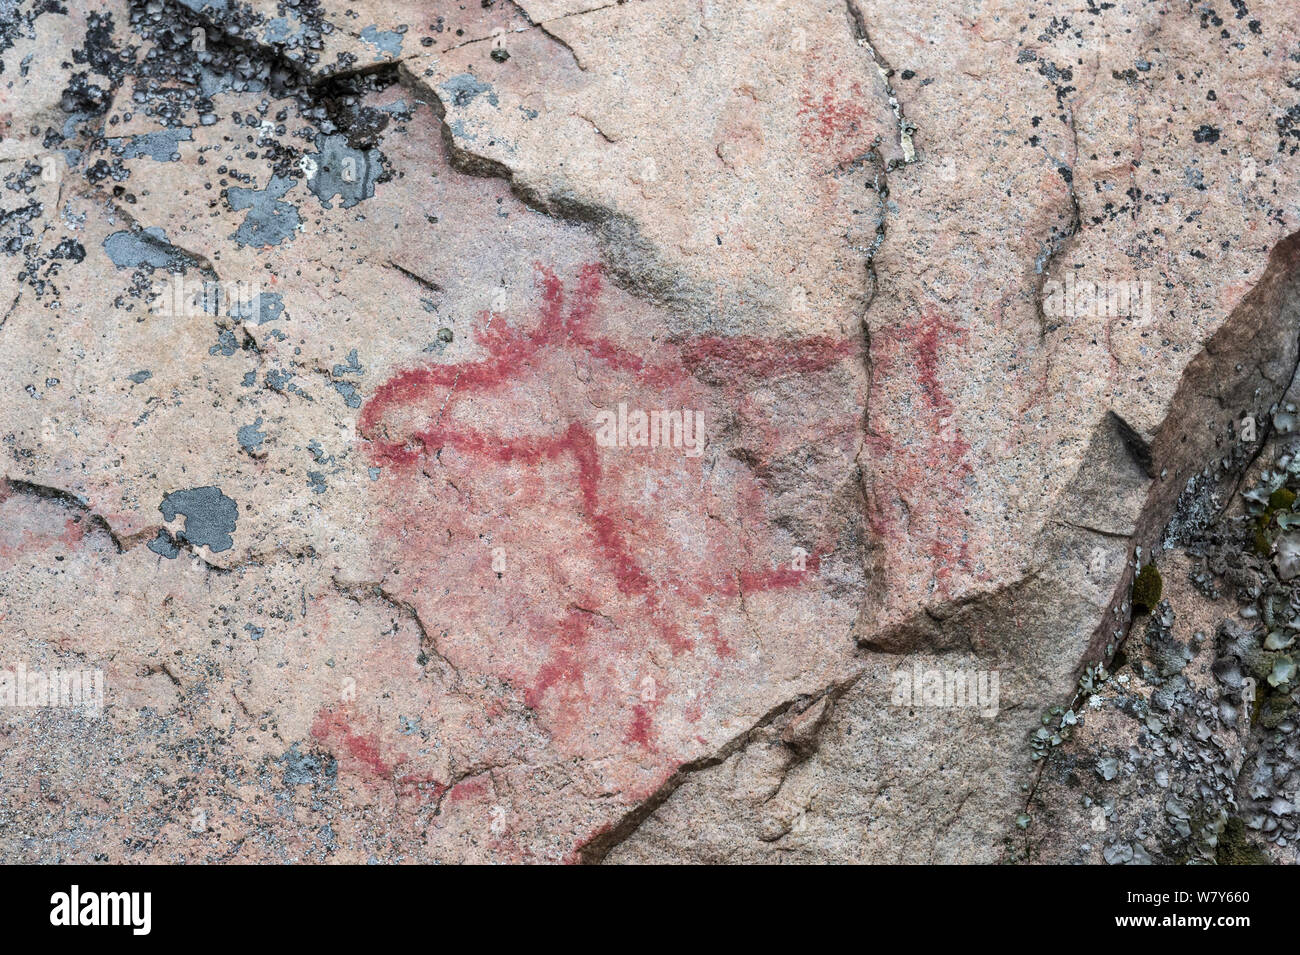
[[0, 0, 1297, 863]]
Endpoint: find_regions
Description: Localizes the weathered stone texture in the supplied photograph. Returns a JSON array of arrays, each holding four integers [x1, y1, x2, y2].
[[1, 0, 1298, 863]]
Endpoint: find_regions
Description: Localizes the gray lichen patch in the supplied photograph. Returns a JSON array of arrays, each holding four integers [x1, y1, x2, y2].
[[209, 328, 239, 357], [237, 417, 266, 456], [330, 381, 361, 408], [280, 743, 337, 789], [266, 367, 313, 401], [226, 175, 302, 248], [159, 486, 238, 553], [103, 226, 197, 270], [107, 127, 193, 162], [306, 133, 383, 210], [1020, 591, 1249, 864], [329, 349, 364, 407], [331, 349, 363, 377], [359, 25, 404, 58], [232, 291, 285, 326], [440, 73, 499, 109], [146, 529, 180, 560]]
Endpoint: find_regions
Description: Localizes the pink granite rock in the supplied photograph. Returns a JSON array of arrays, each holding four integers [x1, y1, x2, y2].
[[0, 0, 1298, 864]]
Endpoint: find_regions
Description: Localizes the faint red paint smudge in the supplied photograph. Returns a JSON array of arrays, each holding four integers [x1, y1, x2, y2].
[[798, 78, 871, 158], [446, 776, 490, 803], [311, 707, 395, 779], [312, 708, 454, 805], [868, 308, 975, 589], [622, 703, 657, 752], [680, 334, 854, 380]]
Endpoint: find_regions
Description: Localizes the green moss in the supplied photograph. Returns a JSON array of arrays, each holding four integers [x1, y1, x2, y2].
[[1259, 690, 1296, 729], [1132, 563, 1163, 612], [1215, 817, 1271, 865], [1255, 524, 1274, 556], [1270, 487, 1297, 512]]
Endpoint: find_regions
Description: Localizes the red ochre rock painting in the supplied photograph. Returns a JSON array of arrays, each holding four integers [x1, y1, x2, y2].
[[798, 75, 877, 167], [346, 263, 864, 843], [865, 307, 978, 606]]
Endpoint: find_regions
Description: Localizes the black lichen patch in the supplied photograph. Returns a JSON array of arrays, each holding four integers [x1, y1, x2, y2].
[[50, 237, 85, 263], [1192, 123, 1221, 144], [0, 0, 67, 68]]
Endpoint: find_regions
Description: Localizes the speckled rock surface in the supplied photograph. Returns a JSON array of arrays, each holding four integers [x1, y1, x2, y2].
[[0, 0, 1298, 863]]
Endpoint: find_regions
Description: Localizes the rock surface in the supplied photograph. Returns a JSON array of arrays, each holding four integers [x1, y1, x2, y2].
[[0, 0, 1297, 863]]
